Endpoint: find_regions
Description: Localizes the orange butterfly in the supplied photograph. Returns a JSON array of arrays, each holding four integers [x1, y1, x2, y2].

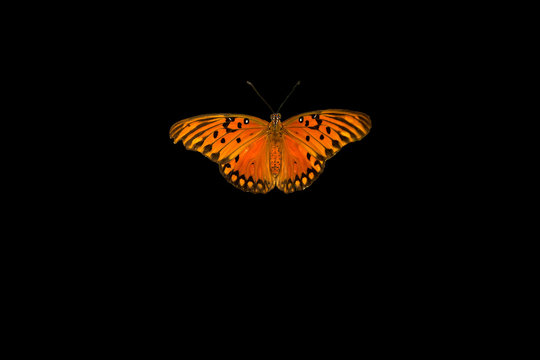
[[169, 82, 371, 193]]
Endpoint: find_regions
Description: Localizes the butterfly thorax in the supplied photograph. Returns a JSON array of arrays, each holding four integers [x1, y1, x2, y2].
[[269, 113, 282, 132]]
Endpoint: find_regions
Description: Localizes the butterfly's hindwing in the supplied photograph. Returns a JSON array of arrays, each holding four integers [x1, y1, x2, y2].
[[218, 136, 274, 194], [277, 134, 325, 193]]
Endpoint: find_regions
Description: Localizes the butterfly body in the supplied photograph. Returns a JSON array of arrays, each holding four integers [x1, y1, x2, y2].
[[170, 110, 371, 194], [267, 113, 284, 176]]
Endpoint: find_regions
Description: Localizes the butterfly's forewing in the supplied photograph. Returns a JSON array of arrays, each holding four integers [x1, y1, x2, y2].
[[169, 114, 269, 165], [278, 109, 371, 193], [282, 110, 371, 161]]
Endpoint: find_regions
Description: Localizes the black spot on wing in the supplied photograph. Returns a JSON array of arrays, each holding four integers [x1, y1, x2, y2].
[[325, 148, 334, 157], [192, 140, 204, 151], [223, 120, 238, 133], [203, 144, 213, 154]]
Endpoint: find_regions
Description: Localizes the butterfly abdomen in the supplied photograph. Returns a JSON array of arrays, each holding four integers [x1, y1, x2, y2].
[[270, 141, 282, 176]]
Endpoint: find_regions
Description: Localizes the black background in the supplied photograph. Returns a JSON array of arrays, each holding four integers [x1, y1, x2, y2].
[[35, 5, 496, 344]]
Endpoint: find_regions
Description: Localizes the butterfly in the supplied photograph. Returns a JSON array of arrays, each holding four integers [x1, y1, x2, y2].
[[169, 82, 371, 194]]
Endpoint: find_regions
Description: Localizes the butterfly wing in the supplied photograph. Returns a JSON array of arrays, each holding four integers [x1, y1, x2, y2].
[[277, 134, 326, 193], [170, 114, 269, 164], [219, 136, 275, 193], [278, 109, 371, 193], [282, 109, 371, 161], [170, 113, 274, 193]]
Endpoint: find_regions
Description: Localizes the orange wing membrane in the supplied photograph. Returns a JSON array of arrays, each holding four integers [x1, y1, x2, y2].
[[169, 114, 268, 165]]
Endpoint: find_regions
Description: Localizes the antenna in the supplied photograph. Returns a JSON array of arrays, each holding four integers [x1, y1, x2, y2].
[[277, 81, 301, 113], [246, 81, 275, 113]]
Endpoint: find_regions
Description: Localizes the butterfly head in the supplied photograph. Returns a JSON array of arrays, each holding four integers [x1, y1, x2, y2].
[[270, 113, 282, 130], [270, 113, 281, 122]]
